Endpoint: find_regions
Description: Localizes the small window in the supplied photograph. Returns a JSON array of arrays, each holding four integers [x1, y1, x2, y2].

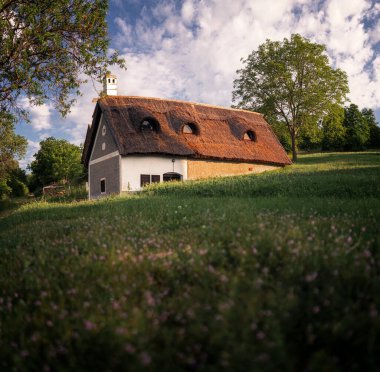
[[102, 125, 106, 136], [102, 142, 106, 151], [243, 130, 257, 141], [140, 174, 151, 187], [112, 79, 115, 83], [182, 123, 198, 135], [140, 118, 159, 132], [100, 179, 106, 193], [108, 78, 111, 83], [151, 175, 160, 183]]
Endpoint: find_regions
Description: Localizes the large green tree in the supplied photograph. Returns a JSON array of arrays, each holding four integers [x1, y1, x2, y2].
[[29, 137, 84, 188], [0, 0, 126, 119], [232, 34, 349, 161]]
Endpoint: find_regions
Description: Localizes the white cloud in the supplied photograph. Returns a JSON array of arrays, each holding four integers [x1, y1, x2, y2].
[[19, 98, 53, 131], [107, 0, 380, 112], [19, 139, 40, 170]]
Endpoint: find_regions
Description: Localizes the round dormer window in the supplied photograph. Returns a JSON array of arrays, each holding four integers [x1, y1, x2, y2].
[[182, 123, 198, 135], [243, 130, 257, 142], [102, 125, 106, 136]]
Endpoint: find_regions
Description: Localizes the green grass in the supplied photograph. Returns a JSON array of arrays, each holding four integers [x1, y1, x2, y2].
[[0, 152, 380, 371]]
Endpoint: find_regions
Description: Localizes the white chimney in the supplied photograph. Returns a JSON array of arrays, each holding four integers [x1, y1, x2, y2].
[[103, 73, 118, 96]]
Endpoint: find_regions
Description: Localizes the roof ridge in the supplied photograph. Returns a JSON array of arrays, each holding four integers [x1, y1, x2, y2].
[[98, 96, 263, 116]]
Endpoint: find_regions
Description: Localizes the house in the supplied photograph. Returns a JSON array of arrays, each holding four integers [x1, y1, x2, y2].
[[82, 76, 291, 199]]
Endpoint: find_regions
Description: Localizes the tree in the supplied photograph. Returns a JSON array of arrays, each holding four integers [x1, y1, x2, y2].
[[321, 104, 346, 150], [29, 137, 84, 189], [232, 34, 349, 161], [0, 112, 27, 196], [343, 104, 370, 150], [362, 108, 380, 148], [0, 113, 27, 176], [0, 0, 126, 120]]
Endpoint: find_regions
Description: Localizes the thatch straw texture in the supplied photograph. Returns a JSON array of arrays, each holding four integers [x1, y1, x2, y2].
[[82, 96, 291, 167]]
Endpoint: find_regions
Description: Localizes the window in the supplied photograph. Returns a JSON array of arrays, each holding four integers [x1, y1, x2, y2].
[[163, 172, 182, 182], [100, 179, 106, 193], [182, 123, 198, 135], [140, 174, 151, 187], [151, 175, 160, 183], [140, 174, 161, 187], [243, 130, 257, 142], [102, 125, 106, 136], [112, 79, 115, 83], [140, 118, 159, 132], [102, 142, 106, 151]]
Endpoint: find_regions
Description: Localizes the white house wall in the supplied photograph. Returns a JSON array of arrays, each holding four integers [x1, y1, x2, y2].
[[121, 156, 188, 191]]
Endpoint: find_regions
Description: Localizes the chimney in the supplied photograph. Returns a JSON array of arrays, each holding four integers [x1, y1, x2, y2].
[[103, 73, 118, 96]]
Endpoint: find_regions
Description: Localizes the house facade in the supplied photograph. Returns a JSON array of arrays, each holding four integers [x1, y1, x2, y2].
[[82, 86, 291, 199]]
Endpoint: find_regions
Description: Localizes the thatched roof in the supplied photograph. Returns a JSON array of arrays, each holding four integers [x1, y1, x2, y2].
[[82, 96, 291, 167]]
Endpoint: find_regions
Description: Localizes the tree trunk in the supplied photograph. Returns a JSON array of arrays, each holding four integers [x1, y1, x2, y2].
[[291, 130, 297, 162]]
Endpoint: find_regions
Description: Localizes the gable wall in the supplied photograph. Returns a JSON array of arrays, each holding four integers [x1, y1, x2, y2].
[[88, 114, 120, 198], [90, 115, 118, 161]]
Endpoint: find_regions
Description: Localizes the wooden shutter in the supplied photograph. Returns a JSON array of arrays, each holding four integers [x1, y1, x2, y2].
[[151, 175, 160, 183], [140, 174, 150, 187]]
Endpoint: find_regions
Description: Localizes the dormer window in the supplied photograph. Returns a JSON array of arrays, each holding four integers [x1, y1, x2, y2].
[[182, 123, 198, 135], [140, 118, 159, 132], [243, 130, 257, 142]]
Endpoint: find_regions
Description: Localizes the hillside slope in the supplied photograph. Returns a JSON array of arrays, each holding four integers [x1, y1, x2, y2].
[[1, 152, 380, 371]]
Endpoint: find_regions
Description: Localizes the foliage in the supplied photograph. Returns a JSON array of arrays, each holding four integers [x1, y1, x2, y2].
[[7, 167, 28, 197], [0, 113, 27, 179], [298, 118, 323, 150], [321, 104, 346, 150], [0, 114, 28, 198], [343, 104, 370, 150], [270, 120, 292, 152], [1, 152, 380, 371], [0, 0, 126, 120], [232, 34, 349, 161], [29, 137, 85, 189], [362, 108, 380, 148]]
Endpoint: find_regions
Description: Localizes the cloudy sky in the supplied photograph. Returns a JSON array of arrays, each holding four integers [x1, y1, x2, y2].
[[16, 0, 380, 168]]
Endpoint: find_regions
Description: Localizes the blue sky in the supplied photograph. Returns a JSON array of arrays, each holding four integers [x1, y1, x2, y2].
[[16, 0, 380, 168]]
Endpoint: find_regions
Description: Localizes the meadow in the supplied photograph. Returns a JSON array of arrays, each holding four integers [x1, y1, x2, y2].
[[0, 152, 379, 371]]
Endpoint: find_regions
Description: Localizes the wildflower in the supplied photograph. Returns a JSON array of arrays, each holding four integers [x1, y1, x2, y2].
[[139, 352, 151, 366], [305, 272, 318, 282], [83, 320, 96, 331], [256, 331, 265, 340]]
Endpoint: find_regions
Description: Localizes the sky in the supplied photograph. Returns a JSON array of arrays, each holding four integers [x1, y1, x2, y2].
[[15, 0, 380, 169]]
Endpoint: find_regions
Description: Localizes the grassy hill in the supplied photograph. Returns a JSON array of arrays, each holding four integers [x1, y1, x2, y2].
[[1, 152, 380, 371]]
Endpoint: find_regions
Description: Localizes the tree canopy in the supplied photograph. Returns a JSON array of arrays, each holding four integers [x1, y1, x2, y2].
[[29, 137, 84, 189], [0, 0, 126, 120], [343, 104, 370, 150], [232, 34, 349, 161]]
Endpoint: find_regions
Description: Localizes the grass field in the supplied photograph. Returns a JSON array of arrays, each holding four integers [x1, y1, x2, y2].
[[1, 152, 380, 371]]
